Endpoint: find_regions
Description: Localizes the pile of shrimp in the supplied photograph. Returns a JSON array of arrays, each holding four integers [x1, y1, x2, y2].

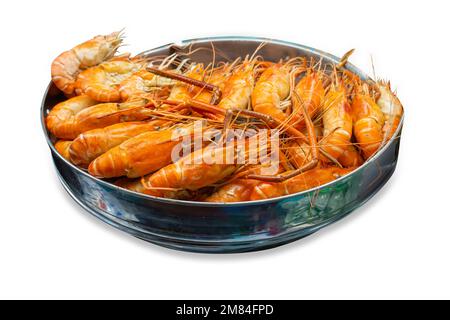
[[47, 31, 403, 203]]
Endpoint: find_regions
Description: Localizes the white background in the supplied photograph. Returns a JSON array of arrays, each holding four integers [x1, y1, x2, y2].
[[1, 0, 449, 299]]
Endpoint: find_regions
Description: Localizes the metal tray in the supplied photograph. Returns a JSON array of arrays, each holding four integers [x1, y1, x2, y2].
[[41, 36, 403, 253]]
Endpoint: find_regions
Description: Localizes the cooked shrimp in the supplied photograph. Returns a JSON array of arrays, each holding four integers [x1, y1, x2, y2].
[[251, 63, 290, 122], [338, 144, 363, 167], [164, 64, 207, 103], [119, 70, 157, 101], [75, 60, 141, 102], [194, 65, 230, 103], [250, 167, 353, 200], [376, 81, 403, 141], [119, 55, 190, 101], [54, 140, 73, 161], [218, 61, 255, 109], [252, 67, 324, 172], [205, 162, 283, 203], [320, 82, 353, 161], [352, 84, 385, 159], [205, 179, 260, 203], [69, 120, 168, 167], [286, 141, 315, 169], [291, 70, 325, 127], [46, 98, 152, 140], [288, 139, 362, 168], [51, 31, 123, 95], [46, 95, 98, 139], [122, 142, 245, 198], [88, 123, 196, 178]]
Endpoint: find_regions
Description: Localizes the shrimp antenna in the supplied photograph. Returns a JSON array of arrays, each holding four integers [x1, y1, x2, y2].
[[370, 54, 377, 80], [116, 28, 126, 38], [249, 42, 268, 62], [336, 48, 355, 70]]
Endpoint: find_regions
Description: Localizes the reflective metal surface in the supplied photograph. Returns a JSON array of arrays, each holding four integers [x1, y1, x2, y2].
[[41, 37, 403, 253]]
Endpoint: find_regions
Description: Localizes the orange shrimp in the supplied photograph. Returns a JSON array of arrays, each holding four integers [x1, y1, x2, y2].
[[338, 144, 363, 167], [376, 81, 403, 141], [165, 65, 206, 103], [251, 66, 324, 172], [119, 70, 157, 101], [193, 65, 230, 104], [88, 123, 197, 178], [286, 141, 315, 169], [51, 31, 123, 96], [205, 161, 285, 203], [288, 137, 362, 168], [75, 60, 141, 102], [251, 63, 290, 122], [46, 95, 98, 139], [46, 98, 152, 140], [250, 167, 353, 200], [320, 82, 353, 161], [352, 84, 385, 159], [54, 140, 73, 161], [218, 62, 255, 109], [119, 58, 189, 101], [69, 120, 168, 168], [122, 142, 245, 198], [291, 70, 325, 127], [205, 179, 260, 203]]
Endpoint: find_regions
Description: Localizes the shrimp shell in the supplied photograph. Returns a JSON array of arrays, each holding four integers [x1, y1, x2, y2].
[[46, 95, 98, 139], [88, 124, 196, 179], [47, 98, 151, 140], [252, 63, 290, 122], [75, 60, 140, 102], [218, 63, 255, 109], [54, 140, 73, 161], [292, 71, 325, 127], [69, 120, 168, 168], [250, 167, 352, 200], [376, 81, 403, 141], [352, 86, 385, 159], [205, 179, 260, 203], [51, 31, 122, 95], [320, 84, 353, 160], [124, 143, 243, 198]]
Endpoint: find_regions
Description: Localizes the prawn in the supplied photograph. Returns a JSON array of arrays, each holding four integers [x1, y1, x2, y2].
[[165, 64, 206, 104], [205, 161, 285, 203], [291, 69, 325, 128], [119, 56, 190, 101], [251, 65, 324, 173], [119, 70, 174, 101], [376, 81, 403, 141], [54, 140, 73, 161], [352, 83, 385, 159], [51, 31, 123, 96], [250, 167, 353, 200], [46, 97, 152, 140], [75, 60, 141, 102], [88, 123, 197, 178], [69, 120, 168, 167], [320, 81, 353, 161], [338, 144, 363, 167], [205, 179, 260, 203], [288, 137, 362, 168], [218, 60, 256, 109], [251, 63, 290, 122], [120, 141, 249, 198], [46, 95, 98, 139], [193, 65, 230, 104]]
